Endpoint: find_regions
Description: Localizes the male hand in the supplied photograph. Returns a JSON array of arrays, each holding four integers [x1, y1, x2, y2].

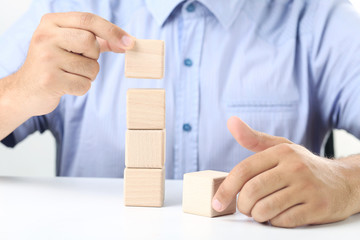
[[13, 12, 134, 116], [212, 116, 360, 228]]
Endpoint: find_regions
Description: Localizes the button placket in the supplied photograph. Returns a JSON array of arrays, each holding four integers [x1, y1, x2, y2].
[[174, 2, 206, 178]]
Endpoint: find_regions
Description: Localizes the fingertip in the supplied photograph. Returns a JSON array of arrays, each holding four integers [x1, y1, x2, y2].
[[212, 181, 234, 213], [212, 198, 224, 212], [121, 35, 135, 50], [228, 116, 256, 138], [227, 116, 242, 139], [227, 116, 240, 127], [227, 116, 246, 134]]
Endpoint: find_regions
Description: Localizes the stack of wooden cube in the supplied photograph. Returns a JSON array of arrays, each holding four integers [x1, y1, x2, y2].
[[124, 39, 166, 207]]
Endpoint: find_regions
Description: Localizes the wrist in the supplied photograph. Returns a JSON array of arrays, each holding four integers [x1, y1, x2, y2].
[[335, 156, 360, 215], [0, 72, 34, 117], [0, 73, 33, 139]]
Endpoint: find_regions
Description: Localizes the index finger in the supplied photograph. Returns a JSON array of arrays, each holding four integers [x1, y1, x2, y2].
[[212, 148, 280, 212], [43, 12, 134, 52]]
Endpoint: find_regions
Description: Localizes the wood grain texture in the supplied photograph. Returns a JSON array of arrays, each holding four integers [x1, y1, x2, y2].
[[125, 39, 165, 79], [124, 168, 165, 207], [125, 130, 165, 168], [182, 170, 236, 217], [127, 89, 165, 129]]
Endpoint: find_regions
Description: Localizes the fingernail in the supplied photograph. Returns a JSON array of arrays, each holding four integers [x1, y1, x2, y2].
[[121, 35, 134, 48], [212, 198, 223, 212]]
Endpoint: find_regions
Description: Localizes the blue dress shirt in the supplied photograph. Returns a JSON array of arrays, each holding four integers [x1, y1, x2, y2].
[[1, 0, 360, 178]]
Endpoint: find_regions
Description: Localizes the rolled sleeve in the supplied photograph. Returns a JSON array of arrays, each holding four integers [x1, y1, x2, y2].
[[1, 133, 16, 148], [1, 115, 51, 148], [0, 0, 61, 147]]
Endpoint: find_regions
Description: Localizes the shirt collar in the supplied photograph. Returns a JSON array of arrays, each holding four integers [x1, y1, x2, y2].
[[145, 0, 245, 29], [198, 0, 245, 29], [145, 0, 184, 27]]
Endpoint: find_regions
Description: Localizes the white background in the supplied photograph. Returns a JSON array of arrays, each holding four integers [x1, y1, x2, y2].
[[0, 0, 360, 177]]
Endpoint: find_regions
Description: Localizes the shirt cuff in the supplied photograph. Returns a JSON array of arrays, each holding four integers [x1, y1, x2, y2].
[[1, 133, 16, 148]]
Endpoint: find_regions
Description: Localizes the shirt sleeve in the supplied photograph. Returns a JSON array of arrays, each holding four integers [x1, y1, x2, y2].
[[311, 0, 360, 139], [0, 0, 61, 147]]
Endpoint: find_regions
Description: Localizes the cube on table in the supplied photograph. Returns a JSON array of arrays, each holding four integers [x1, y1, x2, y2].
[[183, 170, 237, 217]]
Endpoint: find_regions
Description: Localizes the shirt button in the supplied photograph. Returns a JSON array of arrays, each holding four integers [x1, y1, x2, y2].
[[183, 123, 192, 132], [184, 58, 193, 67], [186, 3, 196, 12]]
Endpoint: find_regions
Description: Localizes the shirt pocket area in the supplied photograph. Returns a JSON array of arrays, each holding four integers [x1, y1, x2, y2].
[[223, 98, 300, 141], [225, 99, 298, 113]]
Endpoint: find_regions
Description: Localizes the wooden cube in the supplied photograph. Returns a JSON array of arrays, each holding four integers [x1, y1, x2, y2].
[[127, 89, 165, 129], [125, 130, 165, 168], [182, 170, 236, 217], [125, 39, 165, 79], [124, 168, 165, 207]]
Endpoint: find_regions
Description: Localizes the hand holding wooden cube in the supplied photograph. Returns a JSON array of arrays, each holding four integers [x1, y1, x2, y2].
[[183, 170, 237, 217]]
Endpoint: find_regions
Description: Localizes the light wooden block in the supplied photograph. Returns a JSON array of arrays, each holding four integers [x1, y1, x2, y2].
[[125, 130, 165, 168], [124, 168, 165, 207], [125, 39, 165, 79], [127, 89, 165, 129], [182, 170, 236, 217]]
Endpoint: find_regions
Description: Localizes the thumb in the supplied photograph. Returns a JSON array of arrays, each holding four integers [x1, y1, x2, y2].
[[227, 116, 292, 152], [97, 36, 134, 53]]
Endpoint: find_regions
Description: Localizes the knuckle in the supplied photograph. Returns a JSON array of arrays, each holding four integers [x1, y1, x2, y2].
[[291, 213, 306, 227], [40, 13, 53, 23], [236, 197, 246, 214], [270, 216, 296, 228], [243, 180, 261, 200], [76, 61, 89, 75], [90, 61, 100, 80], [94, 47, 101, 60], [78, 60, 98, 80], [94, 40, 101, 59], [63, 29, 79, 43], [82, 31, 96, 47], [236, 193, 250, 215], [32, 30, 51, 45], [271, 193, 284, 208], [72, 79, 91, 96], [270, 171, 283, 185], [63, 29, 74, 43], [269, 218, 281, 227], [315, 198, 330, 215], [39, 72, 55, 89], [275, 143, 295, 155], [270, 218, 290, 228], [82, 34, 98, 58], [291, 161, 308, 174], [279, 137, 290, 144], [81, 80, 92, 95], [232, 162, 251, 181], [79, 12, 95, 27], [301, 181, 317, 195], [252, 201, 271, 223], [39, 51, 54, 62], [94, 61, 100, 74], [107, 24, 121, 39], [272, 210, 307, 228]]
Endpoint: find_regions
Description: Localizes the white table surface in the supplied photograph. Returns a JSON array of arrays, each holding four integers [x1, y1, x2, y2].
[[0, 177, 359, 240]]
